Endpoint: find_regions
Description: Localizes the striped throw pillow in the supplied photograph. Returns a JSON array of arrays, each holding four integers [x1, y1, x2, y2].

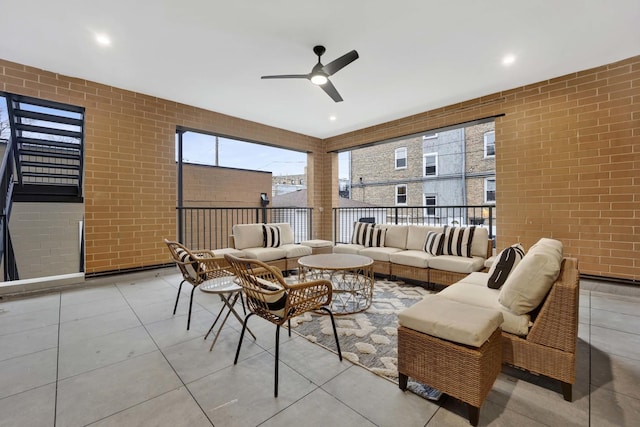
[[423, 231, 444, 255], [441, 226, 476, 258], [487, 244, 525, 289], [248, 276, 288, 317], [175, 247, 200, 280], [262, 224, 281, 248], [351, 222, 373, 245], [365, 227, 386, 247]]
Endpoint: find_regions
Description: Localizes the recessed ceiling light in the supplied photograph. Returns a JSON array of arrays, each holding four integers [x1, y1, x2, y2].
[[95, 33, 111, 46], [502, 54, 516, 66], [329, 116, 337, 121]]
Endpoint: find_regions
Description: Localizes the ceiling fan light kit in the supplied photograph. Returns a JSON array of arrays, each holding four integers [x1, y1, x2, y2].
[[261, 45, 359, 102]]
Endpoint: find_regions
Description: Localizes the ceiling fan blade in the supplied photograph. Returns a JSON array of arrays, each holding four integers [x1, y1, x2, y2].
[[261, 74, 309, 79], [320, 79, 343, 102], [321, 50, 359, 76]]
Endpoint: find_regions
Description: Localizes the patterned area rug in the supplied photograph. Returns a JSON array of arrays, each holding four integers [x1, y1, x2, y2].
[[288, 278, 443, 400]]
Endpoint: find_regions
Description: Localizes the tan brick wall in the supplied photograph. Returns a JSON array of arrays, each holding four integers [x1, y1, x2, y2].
[[326, 56, 640, 282], [183, 164, 271, 207], [0, 58, 320, 274]]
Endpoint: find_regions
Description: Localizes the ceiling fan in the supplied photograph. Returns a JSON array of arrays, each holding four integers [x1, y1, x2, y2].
[[261, 45, 359, 102]]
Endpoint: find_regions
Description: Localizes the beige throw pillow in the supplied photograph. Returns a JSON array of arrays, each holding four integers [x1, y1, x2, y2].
[[498, 238, 563, 315]]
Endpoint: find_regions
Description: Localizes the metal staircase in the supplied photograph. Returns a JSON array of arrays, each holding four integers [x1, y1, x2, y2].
[[7, 94, 85, 201], [0, 93, 85, 280]]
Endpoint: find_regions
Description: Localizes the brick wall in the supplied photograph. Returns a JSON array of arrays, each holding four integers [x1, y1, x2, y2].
[[326, 56, 640, 282], [0, 58, 320, 274]]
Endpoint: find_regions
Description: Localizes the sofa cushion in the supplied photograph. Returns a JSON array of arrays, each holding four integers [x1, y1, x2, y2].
[[438, 278, 531, 336], [232, 224, 265, 250], [423, 231, 444, 255], [268, 223, 294, 245], [240, 247, 287, 262], [359, 246, 403, 262], [498, 238, 563, 315], [389, 250, 432, 268], [351, 222, 373, 245], [398, 295, 504, 347], [469, 226, 490, 258], [487, 244, 525, 289], [377, 224, 408, 249], [428, 255, 486, 274], [406, 225, 441, 250], [365, 227, 386, 247], [211, 247, 246, 258], [262, 224, 281, 248], [333, 243, 364, 255], [442, 226, 476, 257], [280, 243, 312, 258]]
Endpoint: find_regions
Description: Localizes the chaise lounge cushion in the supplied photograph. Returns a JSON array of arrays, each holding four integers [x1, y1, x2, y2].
[[333, 243, 364, 255], [241, 247, 287, 262], [399, 294, 504, 347], [498, 238, 563, 315], [279, 243, 312, 258], [438, 274, 531, 336]]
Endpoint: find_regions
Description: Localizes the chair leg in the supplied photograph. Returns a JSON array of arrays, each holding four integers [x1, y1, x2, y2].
[[275, 325, 280, 397], [398, 373, 408, 390], [320, 307, 342, 361], [234, 313, 254, 365], [187, 285, 196, 330], [467, 404, 480, 426], [173, 280, 185, 315], [287, 319, 291, 337], [561, 381, 573, 402]]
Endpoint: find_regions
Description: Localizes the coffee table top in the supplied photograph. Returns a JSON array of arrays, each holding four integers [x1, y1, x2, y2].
[[298, 253, 373, 270]]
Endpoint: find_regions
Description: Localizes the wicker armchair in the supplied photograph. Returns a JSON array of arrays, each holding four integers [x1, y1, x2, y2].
[[164, 239, 233, 330], [224, 254, 342, 397]]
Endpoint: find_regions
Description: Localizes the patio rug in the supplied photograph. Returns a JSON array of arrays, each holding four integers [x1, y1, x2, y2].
[[287, 277, 443, 401]]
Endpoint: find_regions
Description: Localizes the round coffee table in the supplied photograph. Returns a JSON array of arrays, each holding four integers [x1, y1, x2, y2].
[[298, 254, 374, 314]]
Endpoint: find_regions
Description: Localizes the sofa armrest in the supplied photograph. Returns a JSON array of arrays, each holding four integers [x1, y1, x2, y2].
[[526, 257, 579, 353], [228, 235, 236, 249]]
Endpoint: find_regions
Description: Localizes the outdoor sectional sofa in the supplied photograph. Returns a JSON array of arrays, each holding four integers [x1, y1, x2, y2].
[[399, 237, 580, 402], [334, 223, 493, 286], [228, 222, 312, 271]]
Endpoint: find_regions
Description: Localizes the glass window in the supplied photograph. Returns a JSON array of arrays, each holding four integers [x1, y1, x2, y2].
[[395, 184, 407, 205], [422, 133, 438, 140], [485, 178, 496, 203], [484, 131, 495, 158], [423, 153, 438, 177], [395, 147, 407, 169], [424, 195, 437, 216]]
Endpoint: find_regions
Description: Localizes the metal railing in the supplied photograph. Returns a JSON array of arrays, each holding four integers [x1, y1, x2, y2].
[[333, 205, 495, 243], [177, 206, 313, 250], [0, 137, 19, 280]]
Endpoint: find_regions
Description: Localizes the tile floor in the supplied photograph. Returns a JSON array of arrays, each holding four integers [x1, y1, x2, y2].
[[1, 268, 639, 426]]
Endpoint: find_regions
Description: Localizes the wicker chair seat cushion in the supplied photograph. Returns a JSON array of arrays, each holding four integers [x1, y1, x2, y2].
[[279, 243, 312, 258], [438, 279, 531, 336], [428, 255, 486, 274], [389, 250, 433, 268], [332, 243, 364, 255], [398, 295, 503, 347], [358, 246, 403, 262], [499, 238, 563, 315], [241, 247, 288, 262]]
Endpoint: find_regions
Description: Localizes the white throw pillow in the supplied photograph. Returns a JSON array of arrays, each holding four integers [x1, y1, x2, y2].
[[498, 238, 563, 315], [487, 244, 525, 289]]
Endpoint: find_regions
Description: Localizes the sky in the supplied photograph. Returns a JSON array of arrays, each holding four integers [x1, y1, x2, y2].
[[179, 130, 350, 179]]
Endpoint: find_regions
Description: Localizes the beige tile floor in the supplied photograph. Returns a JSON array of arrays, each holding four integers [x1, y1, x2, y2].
[[1, 268, 639, 426]]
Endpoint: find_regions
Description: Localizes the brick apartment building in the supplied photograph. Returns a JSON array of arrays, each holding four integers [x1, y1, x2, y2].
[[348, 121, 496, 224]]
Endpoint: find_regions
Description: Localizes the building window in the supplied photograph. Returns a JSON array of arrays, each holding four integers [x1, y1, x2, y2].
[[424, 195, 437, 216], [484, 131, 495, 158], [395, 147, 407, 169], [485, 178, 496, 203], [423, 153, 438, 177], [395, 184, 407, 205], [423, 133, 438, 140]]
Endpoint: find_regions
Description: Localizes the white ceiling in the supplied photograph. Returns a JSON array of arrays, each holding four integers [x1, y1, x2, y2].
[[1, 1, 639, 139]]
